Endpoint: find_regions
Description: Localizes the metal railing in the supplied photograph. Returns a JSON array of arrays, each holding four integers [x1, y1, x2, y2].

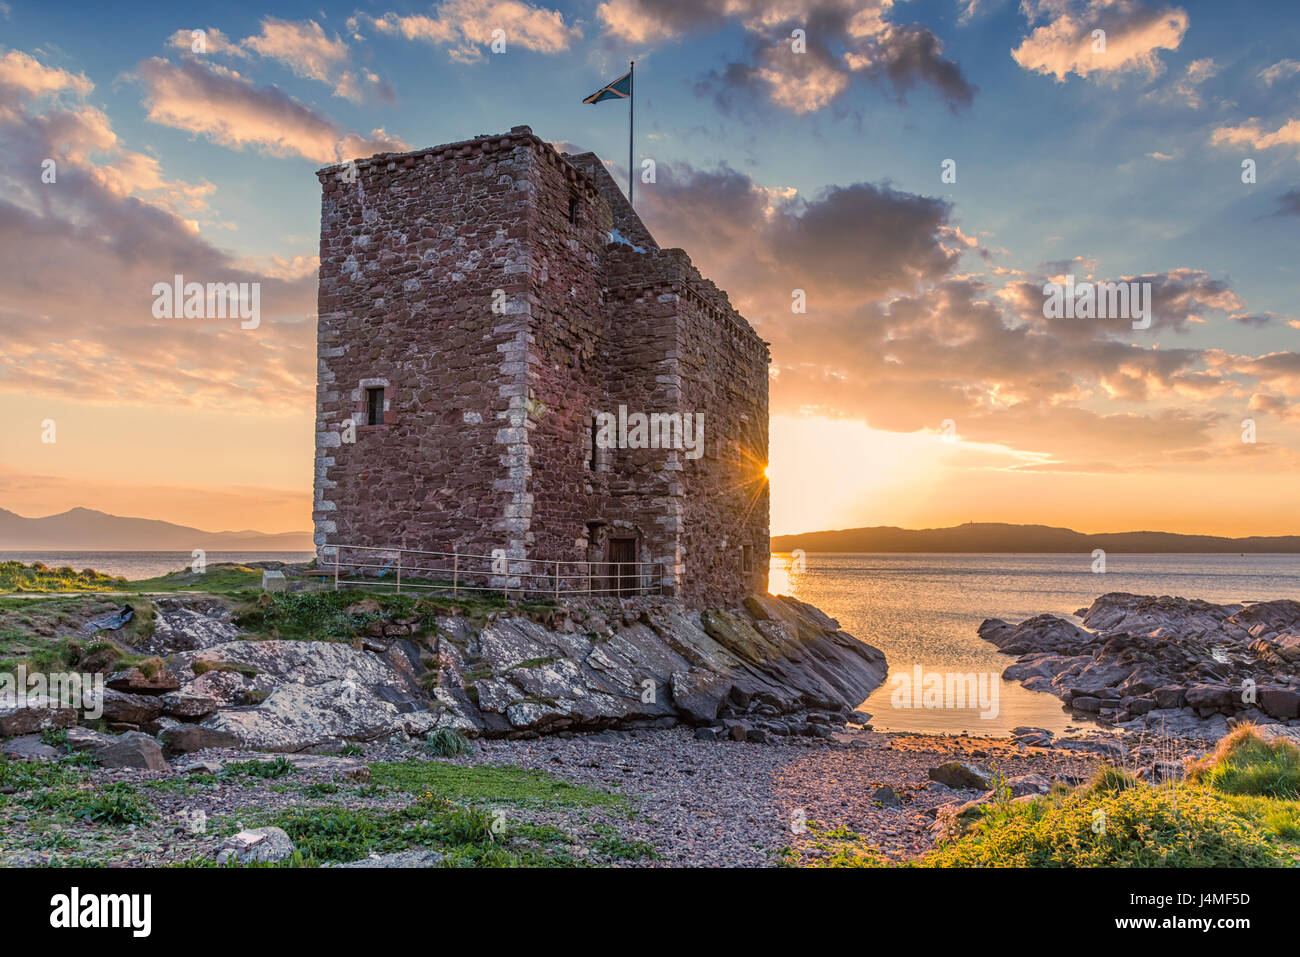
[[319, 543, 665, 599]]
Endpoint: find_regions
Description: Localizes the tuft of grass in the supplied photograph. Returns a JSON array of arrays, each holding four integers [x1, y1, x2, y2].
[[1087, 763, 1138, 795], [426, 727, 472, 758], [71, 785, 152, 827], [1187, 724, 1300, 799]]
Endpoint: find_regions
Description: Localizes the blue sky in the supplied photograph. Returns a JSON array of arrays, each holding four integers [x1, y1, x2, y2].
[[0, 0, 1298, 536]]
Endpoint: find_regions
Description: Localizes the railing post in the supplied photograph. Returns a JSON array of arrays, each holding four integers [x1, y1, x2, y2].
[[554, 560, 560, 600], [452, 550, 458, 598], [396, 552, 402, 595], [333, 547, 339, 592]]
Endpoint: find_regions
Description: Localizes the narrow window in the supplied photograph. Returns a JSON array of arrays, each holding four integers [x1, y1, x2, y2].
[[589, 415, 598, 470], [366, 387, 385, 425], [741, 544, 754, 573], [568, 195, 579, 225]]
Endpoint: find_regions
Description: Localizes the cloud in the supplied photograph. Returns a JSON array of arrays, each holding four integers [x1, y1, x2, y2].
[[1012, 0, 1189, 82], [168, 20, 391, 103], [0, 49, 316, 414], [602, 0, 975, 113], [1260, 59, 1300, 86], [1211, 116, 1300, 158], [0, 48, 93, 105], [135, 56, 406, 164], [630, 159, 1295, 472], [357, 0, 581, 63]]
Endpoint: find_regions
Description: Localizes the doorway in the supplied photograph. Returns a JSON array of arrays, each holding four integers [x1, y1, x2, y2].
[[606, 537, 637, 597]]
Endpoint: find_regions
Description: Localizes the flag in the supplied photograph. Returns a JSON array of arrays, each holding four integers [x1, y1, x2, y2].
[[583, 70, 632, 104]]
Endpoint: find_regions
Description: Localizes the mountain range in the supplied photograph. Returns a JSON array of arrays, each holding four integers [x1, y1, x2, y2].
[[0, 507, 314, 551], [770, 522, 1300, 553]]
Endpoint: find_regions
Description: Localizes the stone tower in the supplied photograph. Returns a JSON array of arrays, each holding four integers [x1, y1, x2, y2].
[[314, 126, 769, 607]]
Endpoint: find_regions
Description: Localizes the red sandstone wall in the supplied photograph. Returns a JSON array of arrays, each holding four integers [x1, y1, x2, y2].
[[313, 134, 538, 569], [314, 129, 769, 606]]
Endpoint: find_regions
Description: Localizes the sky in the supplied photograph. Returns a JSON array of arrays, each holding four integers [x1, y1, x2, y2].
[[0, 0, 1298, 538]]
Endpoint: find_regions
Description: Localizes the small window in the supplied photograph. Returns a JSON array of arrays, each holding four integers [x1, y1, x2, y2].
[[588, 415, 598, 470], [366, 387, 385, 425], [568, 195, 579, 224], [741, 544, 754, 573]]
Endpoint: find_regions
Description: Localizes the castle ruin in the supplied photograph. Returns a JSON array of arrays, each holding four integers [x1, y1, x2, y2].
[[313, 126, 769, 607]]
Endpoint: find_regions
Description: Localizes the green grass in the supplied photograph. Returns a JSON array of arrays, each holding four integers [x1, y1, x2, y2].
[[919, 781, 1294, 867], [264, 796, 579, 866], [592, 832, 659, 861], [0, 595, 156, 677], [0, 561, 126, 594], [232, 589, 550, 643], [369, 759, 624, 809], [782, 729, 1300, 869], [220, 756, 296, 779], [125, 565, 265, 594], [1188, 724, 1300, 799]]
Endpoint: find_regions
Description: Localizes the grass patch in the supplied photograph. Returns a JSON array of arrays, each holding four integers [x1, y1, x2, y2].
[[593, 833, 659, 861], [369, 759, 623, 809], [0, 561, 126, 594], [0, 595, 155, 677], [266, 797, 577, 866], [221, 756, 296, 779], [232, 589, 551, 643], [920, 782, 1290, 867], [125, 565, 264, 594], [1188, 724, 1300, 799]]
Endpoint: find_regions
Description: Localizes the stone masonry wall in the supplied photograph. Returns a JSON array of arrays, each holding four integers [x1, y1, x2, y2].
[[314, 132, 539, 571], [314, 128, 769, 606]]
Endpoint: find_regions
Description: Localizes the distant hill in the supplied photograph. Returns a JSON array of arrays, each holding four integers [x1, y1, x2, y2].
[[0, 507, 313, 551], [770, 522, 1300, 554]]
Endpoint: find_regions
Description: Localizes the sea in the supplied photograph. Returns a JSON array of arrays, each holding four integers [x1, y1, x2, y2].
[[5, 549, 1298, 736], [770, 552, 1300, 736]]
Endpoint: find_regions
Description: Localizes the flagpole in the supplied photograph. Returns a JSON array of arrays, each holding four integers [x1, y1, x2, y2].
[[628, 60, 635, 209]]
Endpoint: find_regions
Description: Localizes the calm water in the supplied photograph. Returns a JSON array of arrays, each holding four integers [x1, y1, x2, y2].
[[0, 551, 314, 580], [770, 552, 1300, 736]]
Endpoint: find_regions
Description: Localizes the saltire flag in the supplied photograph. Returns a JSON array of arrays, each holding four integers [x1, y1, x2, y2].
[[583, 70, 631, 104]]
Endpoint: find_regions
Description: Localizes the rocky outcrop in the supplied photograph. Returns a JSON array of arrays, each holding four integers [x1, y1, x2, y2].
[[980, 592, 1300, 738], [4, 593, 884, 755]]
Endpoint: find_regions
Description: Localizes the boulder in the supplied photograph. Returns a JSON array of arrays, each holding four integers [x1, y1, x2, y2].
[[928, 761, 994, 790], [159, 692, 218, 719], [101, 688, 164, 725], [872, 785, 902, 807], [1259, 686, 1300, 720], [215, 827, 295, 865], [160, 725, 241, 754], [0, 697, 77, 737], [0, 734, 59, 762], [107, 667, 180, 696], [1185, 684, 1235, 712], [93, 731, 168, 771]]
